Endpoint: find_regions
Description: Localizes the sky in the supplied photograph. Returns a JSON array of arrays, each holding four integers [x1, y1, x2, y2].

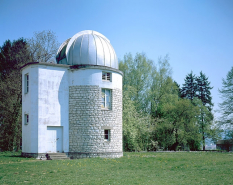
[[0, 0, 233, 119]]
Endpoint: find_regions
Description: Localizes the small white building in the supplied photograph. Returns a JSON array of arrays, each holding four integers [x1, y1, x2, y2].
[[21, 30, 123, 159]]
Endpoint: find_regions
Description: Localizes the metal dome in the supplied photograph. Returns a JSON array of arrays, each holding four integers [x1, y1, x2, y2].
[[56, 30, 118, 69]]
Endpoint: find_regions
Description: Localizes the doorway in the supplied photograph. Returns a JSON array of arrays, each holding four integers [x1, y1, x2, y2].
[[47, 126, 63, 153]]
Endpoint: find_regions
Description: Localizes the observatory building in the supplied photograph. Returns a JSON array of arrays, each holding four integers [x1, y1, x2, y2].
[[21, 30, 123, 159]]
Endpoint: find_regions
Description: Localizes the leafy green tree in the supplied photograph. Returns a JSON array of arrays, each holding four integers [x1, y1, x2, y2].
[[219, 67, 233, 126], [159, 98, 200, 151], [122, 86, 151, 151], [0, 39, 30, 151], [150, 55, 176, 118], [120, 53, 158, 151], [119, 52, 153, 112]]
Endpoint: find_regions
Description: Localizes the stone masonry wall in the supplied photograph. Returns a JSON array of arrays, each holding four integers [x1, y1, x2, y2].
[[69, 85, 122, 158]]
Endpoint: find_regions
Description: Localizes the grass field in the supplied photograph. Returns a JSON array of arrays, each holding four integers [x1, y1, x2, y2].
[[0, 151, 232, 185]]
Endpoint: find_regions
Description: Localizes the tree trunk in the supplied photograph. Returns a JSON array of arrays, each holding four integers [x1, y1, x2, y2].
[[203, 133, 205, 151]]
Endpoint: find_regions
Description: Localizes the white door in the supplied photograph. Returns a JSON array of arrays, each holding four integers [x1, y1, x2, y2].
[[47, 126, 63, 153]]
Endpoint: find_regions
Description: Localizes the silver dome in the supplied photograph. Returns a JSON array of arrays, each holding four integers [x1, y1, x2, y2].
[[56, 30, 118, 69]]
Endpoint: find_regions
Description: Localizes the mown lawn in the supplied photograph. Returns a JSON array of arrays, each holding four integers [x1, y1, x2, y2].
[[0, 151, 232, 184]]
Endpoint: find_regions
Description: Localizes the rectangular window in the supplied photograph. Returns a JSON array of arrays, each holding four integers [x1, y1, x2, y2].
[[25, 74, 29, 93], [24, 114, 29, 125], [102, 72, 111, 81], [104, 129, 110, 141], [101, 89, 111, 109]]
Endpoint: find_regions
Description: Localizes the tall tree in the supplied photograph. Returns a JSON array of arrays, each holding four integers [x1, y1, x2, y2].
[[119, 52, 153, 112], [27, 30, 60, 63], [196, 71, 213, 110], [219, 67, 233, 126], [195, 72, 213, 150], [193, 98, 214, 150], [181, 71, 197, 102], [0, 39, 30, 151], [150, 55, 176, 118]]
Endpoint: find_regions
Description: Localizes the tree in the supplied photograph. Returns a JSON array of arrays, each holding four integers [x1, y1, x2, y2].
[[193, 98, 214, 150], [196, 71, 213, 110], [219, 67, 233, 126], [0, 38, 30, 151], [158, 98, 201, 151], [119, 53, 154, 151], [181, 71, 214, 150], [181, 71, 197, 102], [27, 30, 60, 63], [195, 72, 214, 150], [122, 86, 151, 151], [119, 52, 153, 112], [150, 55, 176, 118]]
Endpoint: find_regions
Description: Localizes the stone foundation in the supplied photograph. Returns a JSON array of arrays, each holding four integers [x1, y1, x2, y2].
[[68, 152, 123, 159]]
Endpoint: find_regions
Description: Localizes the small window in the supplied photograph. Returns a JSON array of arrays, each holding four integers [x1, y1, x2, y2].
[[101, 89, 111, 109], [24, 114, 29, 125], [102, 72, 111, 81], [25, 74, 29, 93], [104, 129, 110, 141]]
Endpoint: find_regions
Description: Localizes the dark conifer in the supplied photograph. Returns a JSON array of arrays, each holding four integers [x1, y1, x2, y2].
[[196, 71, 213, 110], [181, 71, 197, 102]]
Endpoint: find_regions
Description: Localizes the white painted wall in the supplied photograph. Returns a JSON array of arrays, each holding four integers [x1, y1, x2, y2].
[[22, 65, 39, 153], [69, 68, 122, 90]]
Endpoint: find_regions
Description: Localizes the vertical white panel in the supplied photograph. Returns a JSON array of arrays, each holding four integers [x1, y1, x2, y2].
[[88, 34, 97, 65], [72, 36, 83, 65], [80, 34, 89, 65], [102, 38, 111, 67], [94, 35, 104, 66], [107, 42, 115, 68]]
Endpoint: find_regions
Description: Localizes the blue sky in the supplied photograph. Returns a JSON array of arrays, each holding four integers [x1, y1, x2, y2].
[[0, 0, 233, 118]]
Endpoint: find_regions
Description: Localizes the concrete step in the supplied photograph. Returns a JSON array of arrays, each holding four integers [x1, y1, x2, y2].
[[46, 153, 70, 160]]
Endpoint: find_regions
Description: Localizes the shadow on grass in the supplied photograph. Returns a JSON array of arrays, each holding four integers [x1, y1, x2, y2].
[[0, 151, 30, 159], [9, 155, 24, 158]]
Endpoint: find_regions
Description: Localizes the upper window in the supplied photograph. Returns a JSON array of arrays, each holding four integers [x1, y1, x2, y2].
[[24, 114, 29, 125], [102, 72, 111, 81], [25, 74, 29, 93], [101, 89, 111, 109]]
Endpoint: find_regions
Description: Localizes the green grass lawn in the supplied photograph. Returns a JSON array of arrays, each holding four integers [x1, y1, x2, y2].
[[0, 151, 232, 185]]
